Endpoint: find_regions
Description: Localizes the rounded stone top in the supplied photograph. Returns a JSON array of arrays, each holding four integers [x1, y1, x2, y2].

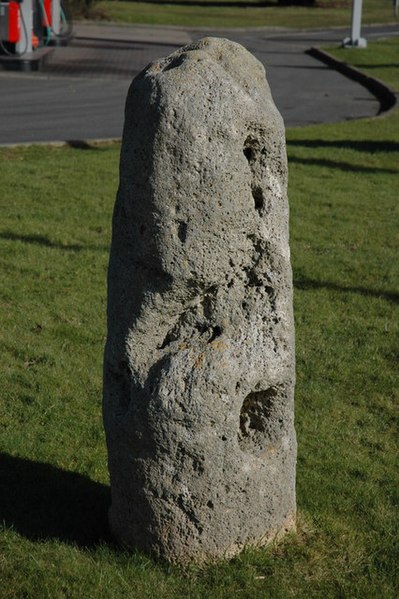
[[145, 37, 270, 105]]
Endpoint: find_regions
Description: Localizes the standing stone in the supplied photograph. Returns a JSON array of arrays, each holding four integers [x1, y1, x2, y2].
[[103, 37, 296, 563]]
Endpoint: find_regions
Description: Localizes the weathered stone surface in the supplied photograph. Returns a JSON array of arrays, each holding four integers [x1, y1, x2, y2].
[[103, 37, 296, 563]]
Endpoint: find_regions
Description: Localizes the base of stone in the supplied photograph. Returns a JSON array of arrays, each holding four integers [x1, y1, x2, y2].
[[215, 512, 297, 563], [109, 510, 296, 564]]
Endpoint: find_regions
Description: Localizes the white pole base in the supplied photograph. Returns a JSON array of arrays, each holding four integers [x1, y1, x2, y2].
[[342, 36, 368, 49]]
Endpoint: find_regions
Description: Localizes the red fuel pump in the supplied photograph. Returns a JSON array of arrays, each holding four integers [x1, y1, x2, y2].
[[0, 0, 71, 57], [42, 0, 51, 26], [0, 1, 21, 46]]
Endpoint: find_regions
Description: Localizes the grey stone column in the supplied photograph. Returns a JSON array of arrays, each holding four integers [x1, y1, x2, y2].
[[103, 37, 296, 563]]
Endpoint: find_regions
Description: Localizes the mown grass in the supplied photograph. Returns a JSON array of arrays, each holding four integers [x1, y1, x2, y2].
[[94, 0, 397, 28], [329, 36, 399, 90], [1, 39, 398, 598]]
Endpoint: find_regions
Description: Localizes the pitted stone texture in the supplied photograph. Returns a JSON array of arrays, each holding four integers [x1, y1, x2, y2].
[[103, 37, 296, 563]]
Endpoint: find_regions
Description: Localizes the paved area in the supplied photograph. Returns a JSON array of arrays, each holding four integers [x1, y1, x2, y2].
[[0, 22, 398, 144]]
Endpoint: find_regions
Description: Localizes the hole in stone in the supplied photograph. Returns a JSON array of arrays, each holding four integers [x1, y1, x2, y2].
[[252, 186, 265, 212], [243, 136, 257, 162], [265, 285, 275, 297], [246, 268, 263, 288], [202, 286, 218, 319], [207, 500, 214, 509], [159, 331, 173, 350], [139, 224, 146, 234], [208, 325, 222, 343], [243, 146, 254, 162], [195, 321, 208, 335], [163, 54, 186, 72], [193, 458, 204, 474], [238, 387, 286, 456], [177, 221, 188, 243]]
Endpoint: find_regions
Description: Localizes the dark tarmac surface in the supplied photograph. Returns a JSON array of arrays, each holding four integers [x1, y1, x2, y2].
[[0, 22, 398, 144]]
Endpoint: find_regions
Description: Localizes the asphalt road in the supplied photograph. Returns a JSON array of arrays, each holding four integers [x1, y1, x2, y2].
[[0, 23, 398, 145]]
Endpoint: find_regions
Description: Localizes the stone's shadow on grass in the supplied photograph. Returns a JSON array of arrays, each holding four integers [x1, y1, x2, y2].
[[66, 140, 93, 150], [0, 453, 111, 547], [0, 231, 109, 253], [294, 278, 399, 304], [288, 140, 399, 153], [288, 156, 398, 174], [65, 140, 119, 150]]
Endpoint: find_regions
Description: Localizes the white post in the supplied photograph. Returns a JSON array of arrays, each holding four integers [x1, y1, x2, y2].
[[343, 0, 367, 48], [16, 0, 33, 54], [51, 0, 61, 37]]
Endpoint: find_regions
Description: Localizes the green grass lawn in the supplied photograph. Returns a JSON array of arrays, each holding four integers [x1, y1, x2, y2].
[[328, 36, 399, 91], [93, 0, 397, 28], [1, 39, 398, 598]]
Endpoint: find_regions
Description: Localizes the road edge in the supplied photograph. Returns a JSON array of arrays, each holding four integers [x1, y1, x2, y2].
[[307, 47, 397, 116]]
